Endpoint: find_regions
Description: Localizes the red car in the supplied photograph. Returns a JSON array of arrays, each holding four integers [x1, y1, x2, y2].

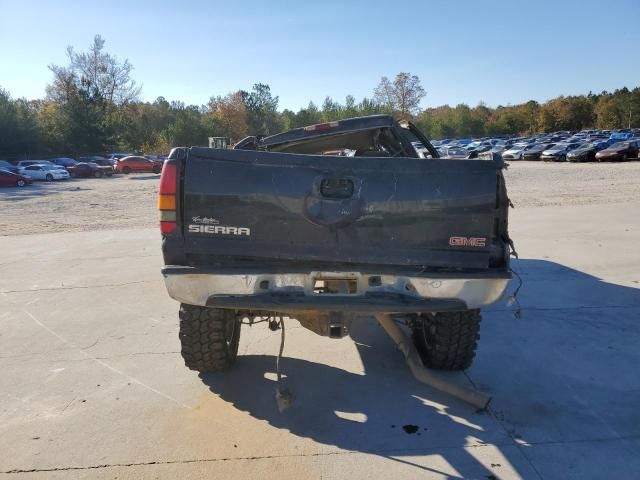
[[115, 156, 161, 174], [0, 169, 33, 187], [595, 140, 639, 161]]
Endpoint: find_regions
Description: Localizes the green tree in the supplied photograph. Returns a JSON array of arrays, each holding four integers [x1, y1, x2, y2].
[[595, 95, 624, 129], [241, 83, 282, 135], [45, 35, 140, 152], [207, 91, 248, 142], [321, 96, 340, 121], [374, 72, 425, 119], [291, 101, 322, 128], [0, 88, 41, 155], [357, 97, 388, 116]]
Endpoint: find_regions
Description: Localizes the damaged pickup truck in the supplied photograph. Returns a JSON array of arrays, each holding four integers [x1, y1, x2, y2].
[[159, 115, 513, 407]]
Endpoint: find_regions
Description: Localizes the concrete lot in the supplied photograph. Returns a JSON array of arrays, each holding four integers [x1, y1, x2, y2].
[[1, 169, 639, 479]]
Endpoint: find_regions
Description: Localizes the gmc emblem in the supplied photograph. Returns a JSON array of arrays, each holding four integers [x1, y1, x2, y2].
[[449, 236, 487, 247]]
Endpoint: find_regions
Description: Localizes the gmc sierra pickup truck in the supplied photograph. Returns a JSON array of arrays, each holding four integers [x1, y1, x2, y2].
[[159, 115, 513, 377]]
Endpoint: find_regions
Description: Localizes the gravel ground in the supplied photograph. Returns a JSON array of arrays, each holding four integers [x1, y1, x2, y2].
[[0, 173, 160, 236], [503, 161, 640, 207], [1, 161, 639, 236]]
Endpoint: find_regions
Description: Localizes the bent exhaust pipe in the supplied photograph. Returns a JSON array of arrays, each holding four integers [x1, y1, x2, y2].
[[375, 314, 491, 410]]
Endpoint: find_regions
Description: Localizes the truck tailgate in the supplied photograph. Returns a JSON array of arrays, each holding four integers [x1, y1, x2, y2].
[[181, 147, 503, 270]]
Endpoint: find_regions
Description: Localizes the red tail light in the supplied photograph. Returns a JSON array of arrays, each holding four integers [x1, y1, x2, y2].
[[303, 121, 339, 132], [160, 221, 176, 234], [158, 162, 177, 234], [159, 163, 177, 194]]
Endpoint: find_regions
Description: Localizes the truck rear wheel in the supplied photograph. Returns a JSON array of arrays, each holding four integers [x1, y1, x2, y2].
[[411, 310, 481, 370], [179, 304, 241, 372]]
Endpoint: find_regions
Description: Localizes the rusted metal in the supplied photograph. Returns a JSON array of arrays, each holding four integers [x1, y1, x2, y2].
[[375, 313, 491, 409]]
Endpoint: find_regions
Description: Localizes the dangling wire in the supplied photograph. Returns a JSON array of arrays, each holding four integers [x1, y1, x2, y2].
[[276, 316, 285, 385], [507, 269, 523, 319], [241, 315, 270, 326], [275, 315, 292, 412]]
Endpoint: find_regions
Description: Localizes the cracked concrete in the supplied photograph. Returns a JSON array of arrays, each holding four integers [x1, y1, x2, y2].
[[0, 280, 159, 294], [1, 196, 639, 478]]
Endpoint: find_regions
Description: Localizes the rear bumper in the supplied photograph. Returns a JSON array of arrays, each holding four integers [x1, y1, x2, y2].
[[161, 267, 511, 313]]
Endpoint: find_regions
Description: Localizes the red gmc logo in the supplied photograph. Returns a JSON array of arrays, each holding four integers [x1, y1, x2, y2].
[[449, 236, 487, 247]]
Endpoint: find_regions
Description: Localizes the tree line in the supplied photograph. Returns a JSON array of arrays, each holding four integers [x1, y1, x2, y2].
[[1, 35, 639, 158]]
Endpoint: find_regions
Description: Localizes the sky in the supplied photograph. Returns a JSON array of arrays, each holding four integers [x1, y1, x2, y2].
[[1, 0, 639, 111]]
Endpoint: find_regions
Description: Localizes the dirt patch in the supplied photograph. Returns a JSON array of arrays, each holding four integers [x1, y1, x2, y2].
[[0, 174, 159, 236], [503, 161, 640, 208]]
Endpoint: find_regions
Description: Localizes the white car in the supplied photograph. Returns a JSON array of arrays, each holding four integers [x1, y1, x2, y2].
[[16, 160, 67, 170], [19, 164, 70, 181], [411, 141, 430, 158], [501, 143, 532, 160]]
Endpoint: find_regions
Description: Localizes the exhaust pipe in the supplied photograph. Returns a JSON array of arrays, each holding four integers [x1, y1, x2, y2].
[[375, 314, 491, 410]]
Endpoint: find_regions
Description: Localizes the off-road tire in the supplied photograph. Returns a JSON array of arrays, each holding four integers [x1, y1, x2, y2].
[[411, 310, 481, 370], [179, 304, 241, 372]]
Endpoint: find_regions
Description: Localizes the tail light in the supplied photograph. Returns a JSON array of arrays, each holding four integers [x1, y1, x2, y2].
[[303, 121, 339, 132], [158, 162, 177, 234]]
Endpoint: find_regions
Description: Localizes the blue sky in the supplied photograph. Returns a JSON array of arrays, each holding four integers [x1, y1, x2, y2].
[[1, 0, 639, 110]]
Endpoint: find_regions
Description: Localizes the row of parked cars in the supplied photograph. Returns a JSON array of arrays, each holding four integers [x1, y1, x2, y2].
[[0, 154, 167, 187], [432, 128, 640, 162]]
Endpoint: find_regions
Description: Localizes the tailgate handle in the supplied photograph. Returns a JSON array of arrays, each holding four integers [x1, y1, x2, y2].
[[320, 178, 354, 198]]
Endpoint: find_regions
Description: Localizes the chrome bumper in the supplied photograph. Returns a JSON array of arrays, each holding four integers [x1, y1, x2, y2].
[[162, 268, 510, 312]]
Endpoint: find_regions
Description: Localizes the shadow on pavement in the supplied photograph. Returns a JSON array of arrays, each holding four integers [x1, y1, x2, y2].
[[0, 180, 93, 201], [198, 259, 640, 478]]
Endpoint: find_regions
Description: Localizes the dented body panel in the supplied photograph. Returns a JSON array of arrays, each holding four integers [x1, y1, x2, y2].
[[161, 116, 511, 314]]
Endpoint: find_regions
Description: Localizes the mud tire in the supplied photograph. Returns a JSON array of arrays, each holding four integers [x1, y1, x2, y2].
[[179, 304, 241, 372], [411, 310, 481, 370]]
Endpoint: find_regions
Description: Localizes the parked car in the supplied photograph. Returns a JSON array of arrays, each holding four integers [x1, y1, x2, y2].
[[94, 158, 116, 167], [115, 156, 162, 174], [540, 143, 581, 162], [522, 143, 554, 161], [595, 140, 639, 161], [410, 141, 429, 158], [16, 160, 66, 170], [146, 154, 170, 166], [51, 157, 77, 167], [0, 160, 20, 174], [0, 169, 33, 187], [79, 157, 115, 167], [67, 162, 114, 178], [78, 155, 111, 164], [465, 141, 493, 153], [438, 146, 468, 159], [493, 139, 514, 149], [487, 145, 507, 156], [148, 156, 167, 168], [502, 143, 532, 160], [609, 132, 633, 142], [18, 164, 70, 181], [108, 152, 134, 161], [567, 142, 607, 162]]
